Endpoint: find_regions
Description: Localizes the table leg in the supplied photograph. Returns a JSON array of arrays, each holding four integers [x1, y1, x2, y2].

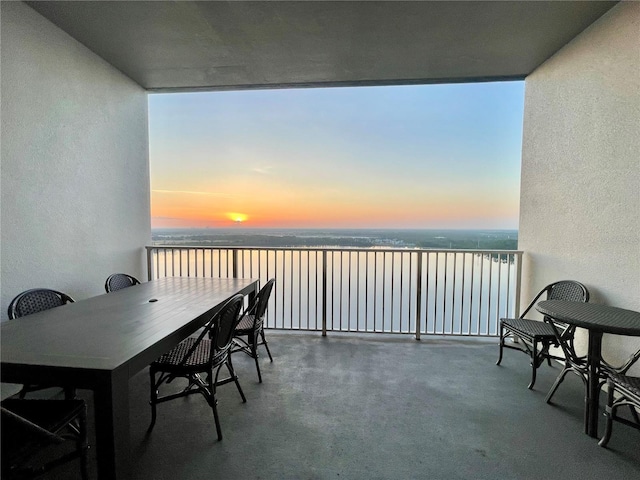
[[93, 371, 130, 479], [586, 331, 603, 438]]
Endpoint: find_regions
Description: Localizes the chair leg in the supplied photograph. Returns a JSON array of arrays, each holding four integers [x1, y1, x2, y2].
[[496, 323, 504, 366], [260, 329, 274, 362], [251, 335, 263, 383], [546, 352, 553, 367], [546, 365, 587, 405], [254, 356, 263, 383], [206, 373, 223, 441], [148, 368, 157, 431], [535, 339, 552, 368], [528, 339, 538, 390], [598, 385, 616, 447], [545, 366, 572, 404], [226, 356, 247, 403]]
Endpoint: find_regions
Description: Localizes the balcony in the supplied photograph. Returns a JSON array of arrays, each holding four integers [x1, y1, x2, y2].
[[40, 331, 639, 479], [2, 1, 639, 478]]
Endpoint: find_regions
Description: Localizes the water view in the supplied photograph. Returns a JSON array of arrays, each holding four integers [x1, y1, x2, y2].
[[150, 229, 520, 336]]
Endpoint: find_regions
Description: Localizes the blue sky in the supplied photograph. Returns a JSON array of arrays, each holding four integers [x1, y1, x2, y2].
[[149, 81, 524, 229]]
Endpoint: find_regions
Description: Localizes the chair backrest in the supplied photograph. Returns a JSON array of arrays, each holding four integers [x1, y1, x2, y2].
[[178, 294, 244, 369], [538, 281, 589, 364], [210, 294, 245, 355], [546, 280, 590, 303], [105, 273, 140, 293], [8, 289, 75, 320], [518, 280, 589, 319], [253, 278, 276, 321]]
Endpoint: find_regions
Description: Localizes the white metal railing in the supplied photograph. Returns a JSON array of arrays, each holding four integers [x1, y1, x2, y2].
[[146, 246, 522, 338]]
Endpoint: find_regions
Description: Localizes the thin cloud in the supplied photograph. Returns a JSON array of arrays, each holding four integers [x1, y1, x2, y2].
[[251, 165, 274, 175]]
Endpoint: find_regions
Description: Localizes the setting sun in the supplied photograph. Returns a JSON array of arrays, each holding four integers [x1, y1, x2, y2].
[[227, 212, 248, 223]]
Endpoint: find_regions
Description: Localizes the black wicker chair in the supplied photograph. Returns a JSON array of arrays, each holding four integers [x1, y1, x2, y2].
[[496, 280, 589, 389], [149, 294, 246, 440], [7, 289, 76, 400], [105, 273, 140, 293], [8, 288, 74, 320], [598, 374, 640, 447], [1, 399, 89, 480], [231, 278, 275, 383]]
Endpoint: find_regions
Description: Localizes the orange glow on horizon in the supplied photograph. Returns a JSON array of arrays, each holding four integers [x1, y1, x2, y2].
[[150, 187, 519, 229]]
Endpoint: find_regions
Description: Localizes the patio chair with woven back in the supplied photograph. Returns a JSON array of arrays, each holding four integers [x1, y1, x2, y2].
[[7, 289, 76, 400], [496, 280, 589, 389], [8, 288, 74, 321], [148, 294, 246, 440], [105, 273, 140, 292], [232, 278, 276, 383], [1, 398, 89, 480], [598, 374, 640, 447]]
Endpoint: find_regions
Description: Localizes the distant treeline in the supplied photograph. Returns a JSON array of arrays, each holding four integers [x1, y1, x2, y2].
[[152, 228, 518, 250]]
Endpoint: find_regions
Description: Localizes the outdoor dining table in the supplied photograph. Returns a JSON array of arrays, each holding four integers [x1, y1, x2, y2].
[[1, 276, 259, 480], [536, 300, 640, 438]]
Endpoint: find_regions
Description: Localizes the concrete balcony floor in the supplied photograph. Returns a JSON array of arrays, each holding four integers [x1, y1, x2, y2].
[[46, 333, 640, 478]]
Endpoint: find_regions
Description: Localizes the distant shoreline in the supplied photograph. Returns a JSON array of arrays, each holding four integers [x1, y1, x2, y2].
[[151, 228, 518, 250]]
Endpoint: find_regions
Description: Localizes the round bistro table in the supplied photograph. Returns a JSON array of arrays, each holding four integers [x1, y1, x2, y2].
[[536, 300, 640, 438]]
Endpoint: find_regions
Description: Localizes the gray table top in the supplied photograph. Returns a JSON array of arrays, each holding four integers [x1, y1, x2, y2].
[[1, 277, 257, 373], [536, 300, 640, 336]]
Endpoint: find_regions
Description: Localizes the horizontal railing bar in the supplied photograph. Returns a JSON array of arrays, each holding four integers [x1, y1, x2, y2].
[[146, 245, 522, 255]]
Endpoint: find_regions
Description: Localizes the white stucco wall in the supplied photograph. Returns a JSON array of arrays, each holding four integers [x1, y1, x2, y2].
[[520, 1, 640, 369], [0, 2, 150, 320]]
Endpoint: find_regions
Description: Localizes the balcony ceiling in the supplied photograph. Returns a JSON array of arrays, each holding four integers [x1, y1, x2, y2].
[[25, 1, 618, 92]]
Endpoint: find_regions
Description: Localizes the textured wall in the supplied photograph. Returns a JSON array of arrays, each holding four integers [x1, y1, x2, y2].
[[0, 2, 150, 320], [520, 1, 640, 369]]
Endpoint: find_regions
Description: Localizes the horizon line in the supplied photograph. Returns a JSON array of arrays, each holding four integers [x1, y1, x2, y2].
[[151, 226, 519, 231]]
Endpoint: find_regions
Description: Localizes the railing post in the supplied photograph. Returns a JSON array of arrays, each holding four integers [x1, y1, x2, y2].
[[415, 251, 422, 340], [514, 252, 523, 317], [146, 247, 153, 281], [322, 250, 327, 337], [232, 249, 239, 278]]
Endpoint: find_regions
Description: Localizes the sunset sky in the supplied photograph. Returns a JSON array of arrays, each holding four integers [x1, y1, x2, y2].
[[149, 82, 524, 229]]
